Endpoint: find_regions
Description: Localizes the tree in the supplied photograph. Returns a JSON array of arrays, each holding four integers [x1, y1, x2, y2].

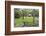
[[31, 9, 39, 24], [14, 8, 21, 18]]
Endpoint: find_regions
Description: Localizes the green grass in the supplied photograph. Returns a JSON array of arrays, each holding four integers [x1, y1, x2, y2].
[[14, 17, 23, 26], [24, 17, 33, 24], [14, 16, 34, 27]]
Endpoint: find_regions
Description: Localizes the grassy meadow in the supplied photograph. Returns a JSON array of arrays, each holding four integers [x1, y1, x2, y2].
[[14, 17, 33, 27]]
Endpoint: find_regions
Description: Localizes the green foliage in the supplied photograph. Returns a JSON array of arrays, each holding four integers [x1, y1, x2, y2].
[[14, 8, 33, 18], [14, 8, 39, 18], [14, 8, 39, 27], [31, 9, 39, 17], [14, 8, 21, 18]]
